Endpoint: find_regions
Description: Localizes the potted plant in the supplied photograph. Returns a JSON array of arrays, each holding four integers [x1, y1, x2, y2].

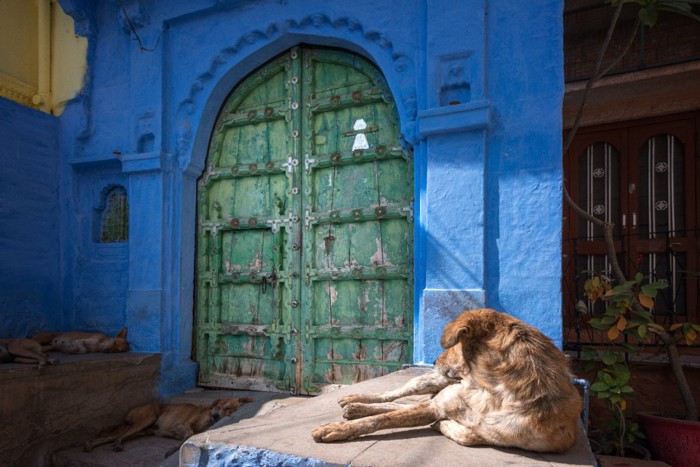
[[563, 1, 700, 463], [580, 272, 700, 464]]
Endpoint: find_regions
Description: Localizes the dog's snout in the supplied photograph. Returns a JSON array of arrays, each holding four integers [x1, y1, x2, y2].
[[212, 412, 221, 422]]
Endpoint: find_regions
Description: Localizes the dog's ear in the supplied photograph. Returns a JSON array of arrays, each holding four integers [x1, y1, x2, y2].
[[440, 321, 471, 348], [116, 327, 128, 339]]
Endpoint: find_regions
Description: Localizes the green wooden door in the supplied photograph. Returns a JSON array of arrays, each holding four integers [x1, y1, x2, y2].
[[196, 46, 413, 395]]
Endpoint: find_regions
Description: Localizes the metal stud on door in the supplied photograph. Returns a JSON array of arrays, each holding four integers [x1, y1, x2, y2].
[[196, 47, 413, 395]]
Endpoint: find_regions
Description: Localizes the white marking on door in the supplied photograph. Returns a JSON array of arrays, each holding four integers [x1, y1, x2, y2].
[[351, 119, 369, 150]]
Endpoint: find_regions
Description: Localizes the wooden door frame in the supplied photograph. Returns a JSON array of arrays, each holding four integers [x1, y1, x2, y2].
[[563, 112, 700, 347]]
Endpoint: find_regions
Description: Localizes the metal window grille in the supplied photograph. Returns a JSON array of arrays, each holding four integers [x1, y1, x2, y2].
[[99, 186, 129, 243]]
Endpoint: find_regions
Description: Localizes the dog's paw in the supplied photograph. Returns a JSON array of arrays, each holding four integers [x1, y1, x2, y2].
[[311, 423, 353, 443], [338, 394, 379, 407], [342, 403, 370, 420]]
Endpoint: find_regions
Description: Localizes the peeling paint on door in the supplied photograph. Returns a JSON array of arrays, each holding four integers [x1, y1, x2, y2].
[[196, 47, 413, 394]]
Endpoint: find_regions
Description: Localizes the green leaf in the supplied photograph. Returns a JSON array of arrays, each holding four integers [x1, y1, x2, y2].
[[657, 1, 700, 23], [602, 372, 615, 386], [638, 324, 648, 339], [602, 350, 619, 365], [601, 315, 618, 325], [580, 348, 599, 361], [610, 394, 624, 404], [641, 284, 658, 297], [589, 318, 609, 330], [639, 7, 659, 26], [591, 381, 610, 392], [649, 280, 669, 290], [611, 364, 631, 384]]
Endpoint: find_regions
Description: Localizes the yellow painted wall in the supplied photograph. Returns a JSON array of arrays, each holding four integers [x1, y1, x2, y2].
[[51, 0, 88, 115], [0, 0, 39, 107], [0, 0, 87, 115]]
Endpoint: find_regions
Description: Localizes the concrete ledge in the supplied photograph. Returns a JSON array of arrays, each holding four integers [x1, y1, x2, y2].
[[417, 100, 491, 138], [182, 367, 596, 466], [0, 352, 160, 466]]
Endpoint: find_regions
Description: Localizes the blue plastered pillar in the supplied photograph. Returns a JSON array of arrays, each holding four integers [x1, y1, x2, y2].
[[120, 152, 166, 350], [413, 0, 492, 364]]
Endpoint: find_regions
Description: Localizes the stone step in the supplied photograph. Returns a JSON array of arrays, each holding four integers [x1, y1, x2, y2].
[[0, 352, 161, 467], [48, 388, 308, 467]]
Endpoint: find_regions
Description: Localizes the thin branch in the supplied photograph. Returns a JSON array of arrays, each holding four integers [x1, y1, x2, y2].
[[598, 20, 641, 79], [563, 1, 637, 287], [563, 0, 626, 153]]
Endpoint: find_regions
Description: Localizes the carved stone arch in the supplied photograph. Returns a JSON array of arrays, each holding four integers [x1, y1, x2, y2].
[[177, 16, 417, 175]]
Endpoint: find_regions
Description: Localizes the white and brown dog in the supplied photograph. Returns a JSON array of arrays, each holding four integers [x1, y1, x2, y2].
[[34, 327, 129, 354], [312, 308, 582, 453]]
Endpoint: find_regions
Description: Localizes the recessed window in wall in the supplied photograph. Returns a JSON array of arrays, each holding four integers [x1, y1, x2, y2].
[[96, 186, 129, 243]]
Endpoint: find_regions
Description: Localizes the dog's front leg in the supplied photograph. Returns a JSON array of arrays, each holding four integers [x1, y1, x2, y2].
[[338, 370, 455, 407], [312, 403, 439, 442], [342, 401, 408, 420]]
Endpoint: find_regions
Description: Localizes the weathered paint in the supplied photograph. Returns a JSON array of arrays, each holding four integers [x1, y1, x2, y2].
[[0, 0, 564, 397], [197, 47, 413, 394]]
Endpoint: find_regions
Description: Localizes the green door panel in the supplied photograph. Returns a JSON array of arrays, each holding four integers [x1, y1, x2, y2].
[[196, 46, 413, 395]]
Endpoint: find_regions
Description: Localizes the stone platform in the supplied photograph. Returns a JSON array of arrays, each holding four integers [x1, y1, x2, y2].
[[182, 367, 596, 467]]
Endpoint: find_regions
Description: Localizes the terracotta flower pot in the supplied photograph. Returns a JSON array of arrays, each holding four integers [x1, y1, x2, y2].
[[638, 412, 700, 467]]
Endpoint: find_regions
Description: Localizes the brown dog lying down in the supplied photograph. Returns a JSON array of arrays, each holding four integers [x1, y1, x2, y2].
[[312, 308, 583, 453], [33, 327, 129, 354], [84, 397, 252, 452], [0, 338, 57, 366]]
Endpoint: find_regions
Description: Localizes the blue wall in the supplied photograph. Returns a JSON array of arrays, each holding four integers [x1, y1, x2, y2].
[[0, 0, 564, 396], [0, 97, 62, 337]]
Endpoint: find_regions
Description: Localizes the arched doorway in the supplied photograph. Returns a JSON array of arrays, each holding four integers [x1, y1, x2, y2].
[[195, 46, 414, 395]]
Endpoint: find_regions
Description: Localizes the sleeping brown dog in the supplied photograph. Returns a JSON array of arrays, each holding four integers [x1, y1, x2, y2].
[[83, 397, 253, 452], [0, 338, 57, 366], [34, 327, 129, 354], [312, 308, 582, 453]]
